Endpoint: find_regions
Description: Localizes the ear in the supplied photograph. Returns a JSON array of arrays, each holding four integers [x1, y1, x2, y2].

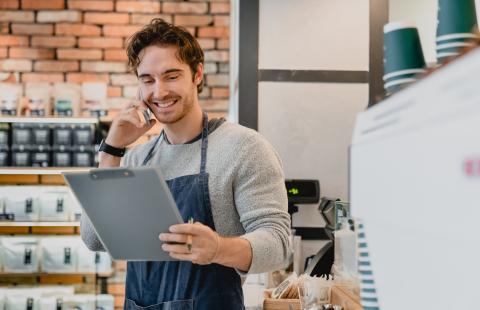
[[194, 63, 204, 86]]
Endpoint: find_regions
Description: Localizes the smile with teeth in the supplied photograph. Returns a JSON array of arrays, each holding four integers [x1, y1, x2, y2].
[[152, 99, 178, 108]]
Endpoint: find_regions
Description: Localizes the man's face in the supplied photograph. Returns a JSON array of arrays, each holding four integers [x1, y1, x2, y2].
[[136, 45, 202, 124]]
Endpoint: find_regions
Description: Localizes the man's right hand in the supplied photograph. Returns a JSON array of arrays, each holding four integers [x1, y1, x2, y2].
[[105, 100, 156, 149]]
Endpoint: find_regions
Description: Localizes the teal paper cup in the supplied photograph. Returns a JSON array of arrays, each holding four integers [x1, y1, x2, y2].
[[437, 0, 478, 37], [384, 22, 426, 75]]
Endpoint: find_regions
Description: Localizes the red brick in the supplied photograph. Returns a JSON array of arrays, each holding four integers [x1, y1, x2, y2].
[[103, 25, 142, 37], [68, 0, 114, 11], [37, 11, 82, 23], [214, 15, 229, 26], [0, 48, 7, 58], [0, 0, 19, 9], [0, 35, 29, 47], [104, 49, 127, 61], [67, 73, 109, 83], [131, 14, 172, 25], [84, 12, 129, 24], [56, 23, 101, 36], [198, 27, 229, 38], [205, 74, 228, 86], [116, 1, 160, 13], [57, 49, 102, 60], [174, 15, 213, 26], [216, 39, 229, 49], [81, 61, 126, 73], [78, 37, 123, 49], [210, 3, 230, 14], [22, 73, 64, 83], [0, 23, 8, 34], [110, 73, 138, 86], [204, 50, 229, 62], [108, 86, 122, 97], [211, 87, 229, 98], [12, 23, 54, 35], [22, 0, 64, 10], [162, 2, 208, 14], [197, 38, 215, 50], [199, 99, 228, 111], [0, 11, 34, 22], [9, 48, 55, 60], [0, 59, 32, 71], [31, 36, 76, 48], [34, 60, 79, 72]]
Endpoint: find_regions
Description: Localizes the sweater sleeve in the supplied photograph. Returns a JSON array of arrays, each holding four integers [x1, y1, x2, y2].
[[233, 133, 292, 274]]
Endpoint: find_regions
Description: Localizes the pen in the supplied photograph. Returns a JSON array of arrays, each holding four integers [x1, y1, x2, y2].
[[187, 217, 193, 251]]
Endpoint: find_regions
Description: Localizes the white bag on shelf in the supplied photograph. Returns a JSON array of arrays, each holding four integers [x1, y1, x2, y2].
[[1, 237, 39, 273], [40, 237, 80, 273], [34, 285, 75, 297], [5, 291, 40, 310], [76, 242, 112, 274], [95, 295, 114, 310], [62, 295, 95, 310], [38, 187, 72, 222], [4, 187, 41, 222], [0, 289, 5, 310]]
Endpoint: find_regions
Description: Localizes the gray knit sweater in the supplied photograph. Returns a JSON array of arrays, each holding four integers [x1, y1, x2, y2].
[[80, 121, 291, 274]]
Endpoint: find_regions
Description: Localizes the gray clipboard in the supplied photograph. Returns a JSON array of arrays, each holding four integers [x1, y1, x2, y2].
[[63, 167, 184, 261]]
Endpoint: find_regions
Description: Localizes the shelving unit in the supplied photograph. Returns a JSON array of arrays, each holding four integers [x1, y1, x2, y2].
[[0, 168, 117, 296]]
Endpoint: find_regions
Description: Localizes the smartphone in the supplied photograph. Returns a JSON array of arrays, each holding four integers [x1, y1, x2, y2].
[[138, 89, 153, 124]]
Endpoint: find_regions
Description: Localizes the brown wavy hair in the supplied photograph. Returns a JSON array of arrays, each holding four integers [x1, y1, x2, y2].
[[126, 18, 204, 93]]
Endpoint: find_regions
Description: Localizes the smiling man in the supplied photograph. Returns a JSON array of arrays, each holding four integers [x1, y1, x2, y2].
[[80, 19, 291, 310]]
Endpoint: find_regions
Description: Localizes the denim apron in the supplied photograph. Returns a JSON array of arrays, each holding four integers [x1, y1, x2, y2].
[[124, 113, 245, 310]]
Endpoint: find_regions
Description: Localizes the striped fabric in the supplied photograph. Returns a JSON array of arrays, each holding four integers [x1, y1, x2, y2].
[[356, 220, 381, 310]]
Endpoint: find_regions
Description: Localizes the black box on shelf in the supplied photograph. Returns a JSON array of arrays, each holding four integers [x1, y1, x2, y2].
[[11, 145, 31, 166], [0, 145, 9, 166], [72, 124, 94, 145], [72, 145, 94, 167], [52, 145, 72, 167], [53, 124, 72, 146], [31, 145, 51, 167], [11, 123, 32, 145], [32, 124, 51, 146], [0, 122, 9, 147]]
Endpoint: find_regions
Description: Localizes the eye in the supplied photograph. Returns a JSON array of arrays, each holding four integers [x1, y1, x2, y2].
[[167, 75, 179, 81], [141, 79, 154, 84]]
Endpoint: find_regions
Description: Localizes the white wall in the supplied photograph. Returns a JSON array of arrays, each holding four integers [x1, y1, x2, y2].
[[259, 0, 369, 71], [258, 0, 369, 210]]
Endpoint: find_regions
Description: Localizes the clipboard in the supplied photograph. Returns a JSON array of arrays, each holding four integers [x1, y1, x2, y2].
[[63, 167, 184, 261]]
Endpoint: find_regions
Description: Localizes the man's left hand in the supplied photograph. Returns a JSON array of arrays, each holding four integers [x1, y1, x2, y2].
[[159, 222, 220, 265]]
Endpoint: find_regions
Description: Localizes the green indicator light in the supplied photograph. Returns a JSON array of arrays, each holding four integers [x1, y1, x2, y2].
[[288, 188, 299, 195]]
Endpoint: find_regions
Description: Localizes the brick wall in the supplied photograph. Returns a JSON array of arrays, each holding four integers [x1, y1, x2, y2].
[[0, 0, 230, 115]]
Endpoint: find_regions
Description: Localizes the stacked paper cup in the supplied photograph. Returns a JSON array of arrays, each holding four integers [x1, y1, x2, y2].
[[383, 22, 426, 96], [436, 0, 479, 63]]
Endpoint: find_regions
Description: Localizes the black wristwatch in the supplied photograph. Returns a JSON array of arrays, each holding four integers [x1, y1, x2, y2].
[[99, 139, 126, 157]]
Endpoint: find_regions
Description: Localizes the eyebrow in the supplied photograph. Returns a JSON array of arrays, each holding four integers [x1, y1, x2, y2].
[[138, 69, 183, 79]]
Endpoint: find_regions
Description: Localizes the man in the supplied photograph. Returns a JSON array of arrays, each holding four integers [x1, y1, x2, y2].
[[80, 19, 291, 310]]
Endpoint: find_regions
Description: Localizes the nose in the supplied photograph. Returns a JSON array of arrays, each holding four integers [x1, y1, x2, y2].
[[153, 80, 169, 99]]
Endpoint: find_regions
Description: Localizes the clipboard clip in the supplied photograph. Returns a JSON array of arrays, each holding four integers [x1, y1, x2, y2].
[[90, 169, 135, 180]]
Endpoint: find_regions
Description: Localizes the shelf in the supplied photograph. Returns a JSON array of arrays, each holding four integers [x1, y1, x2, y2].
[[0, 272, 113, 277], [0, 116, 99, 124], [0, 222, 80, 227], [0, 167, 93, 175]]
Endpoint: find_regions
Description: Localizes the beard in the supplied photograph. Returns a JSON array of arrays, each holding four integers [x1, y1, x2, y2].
[[149, 90, 195, 125]]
